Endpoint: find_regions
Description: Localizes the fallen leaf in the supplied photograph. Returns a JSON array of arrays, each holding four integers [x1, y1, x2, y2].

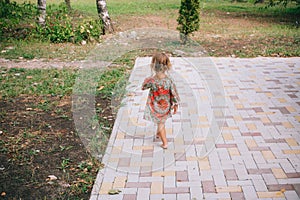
[[75, 178, 88, 184], [32, 130, 41, 135], [46, 175, 58, 181], [108, 189, 121, 195], [98, 86, 104, 91], [58, 181, 70, 188]]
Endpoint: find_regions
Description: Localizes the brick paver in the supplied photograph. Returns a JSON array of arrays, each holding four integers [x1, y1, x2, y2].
[[90, 57, 300, 200]]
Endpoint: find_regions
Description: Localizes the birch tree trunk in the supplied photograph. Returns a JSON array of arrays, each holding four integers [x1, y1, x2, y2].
[[96, 0, 114, 34], [37, 0, 47, 26]]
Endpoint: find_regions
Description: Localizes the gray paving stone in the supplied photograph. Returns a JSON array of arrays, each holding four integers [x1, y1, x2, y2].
[[262, 174, 278, 185], [97, 195, 123, 200], [150, 194, 177, 200], [227, 180, 253, 186], [252, 178, 268, 192], [164, 176, 176, 188], [137, 188, 150, 200], [242, 184, 259, 200], [284, 191, 300, 200]]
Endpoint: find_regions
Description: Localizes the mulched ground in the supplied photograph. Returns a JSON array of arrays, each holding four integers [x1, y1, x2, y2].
[[0, 95, 112, 199]]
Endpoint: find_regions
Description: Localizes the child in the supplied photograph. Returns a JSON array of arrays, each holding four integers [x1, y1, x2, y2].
[[142, 53, 180, 149]]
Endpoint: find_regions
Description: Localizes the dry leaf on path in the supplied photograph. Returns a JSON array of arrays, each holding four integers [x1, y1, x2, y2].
[[46, 175, 58, 181], [108, 189, 121, 195]]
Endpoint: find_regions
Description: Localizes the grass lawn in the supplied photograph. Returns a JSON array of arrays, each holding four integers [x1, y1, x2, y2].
[[0, 0, 299, 199], [2, 0, 299, 59]]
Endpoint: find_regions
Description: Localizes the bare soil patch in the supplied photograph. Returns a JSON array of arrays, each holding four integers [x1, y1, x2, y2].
[[0, 95, 112, 199]]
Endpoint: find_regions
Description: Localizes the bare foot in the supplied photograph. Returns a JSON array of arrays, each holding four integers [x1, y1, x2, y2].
[[160, 144, 168, 149]]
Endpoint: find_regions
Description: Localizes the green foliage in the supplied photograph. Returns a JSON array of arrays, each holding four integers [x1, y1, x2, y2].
[[108, 0, 180, 15], [177, 0, 200, 43], [74, 20, 103, 43], [0, 0, 36, 40], [0, 0, 35, 19], [0, 67, 77, 99], [35, 5, 74, 43], [253, 0, 300, 7], [96, 67, 129, 99], [35, 4, 103, 43], [0, 1, 103, 44]]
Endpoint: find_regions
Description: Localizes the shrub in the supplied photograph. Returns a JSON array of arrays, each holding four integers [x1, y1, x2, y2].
[[0, 0, 36, 40], [35, 5, 74, 43], [74, 20, 103, 43], [177, 0, 200, 44], [0, 1, 103, 44], [35, 4, 103, 43]]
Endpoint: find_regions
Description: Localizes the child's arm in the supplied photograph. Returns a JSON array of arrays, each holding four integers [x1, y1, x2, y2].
[[170, 80, 180, 114], [173, 104, 178, 114]]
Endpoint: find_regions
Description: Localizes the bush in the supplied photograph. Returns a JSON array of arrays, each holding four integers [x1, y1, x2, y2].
[[35, 4, 103, 43], [0, 0, 36, 40], [74, 20, 103, 43], [177, 0, 200, 44], [0, 1, 103, 44]]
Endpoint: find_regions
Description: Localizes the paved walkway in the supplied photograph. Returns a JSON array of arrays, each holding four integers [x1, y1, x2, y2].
[[90, 57, 300, 200]]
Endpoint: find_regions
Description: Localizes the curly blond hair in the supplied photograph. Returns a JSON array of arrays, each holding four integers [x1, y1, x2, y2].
[[150, 53, 171, 73]]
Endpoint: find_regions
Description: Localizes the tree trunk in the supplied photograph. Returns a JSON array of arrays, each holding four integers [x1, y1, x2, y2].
[[96, 0, 114, 34], [37, 0, 47, 26], [65, 0, 71, 10]]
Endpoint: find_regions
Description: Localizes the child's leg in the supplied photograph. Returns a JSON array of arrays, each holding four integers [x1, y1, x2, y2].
[[157, 122, 167, 147], [156, 123, 162, 138], [156, 125, 160, 138]]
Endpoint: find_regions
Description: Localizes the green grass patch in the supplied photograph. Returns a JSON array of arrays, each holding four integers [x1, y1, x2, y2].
[[96, 67, 129, 99], [108, 0, 181, 16], [14, 0, 181, 16], [200, 0, 300, 24], [0, 39, 95, 60], [0, 68, 77, 98], [0, 48, 138, 99]]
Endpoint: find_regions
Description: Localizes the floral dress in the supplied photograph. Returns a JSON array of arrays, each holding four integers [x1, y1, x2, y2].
[[142, 76, 180, 123]]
